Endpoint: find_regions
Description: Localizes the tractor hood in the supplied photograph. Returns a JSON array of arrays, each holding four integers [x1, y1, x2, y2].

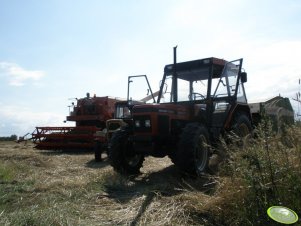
[[132, 103, 189, 115]]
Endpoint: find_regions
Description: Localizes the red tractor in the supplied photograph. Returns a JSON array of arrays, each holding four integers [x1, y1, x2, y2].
[[94, 75, 156, 161], [108, 47, 253, 176]]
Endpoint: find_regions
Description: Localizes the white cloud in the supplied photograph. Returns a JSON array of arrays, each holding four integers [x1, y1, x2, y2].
[[0, 104, 71, 136], [244, 40, 301, 102], [0, 62, 45, 86]]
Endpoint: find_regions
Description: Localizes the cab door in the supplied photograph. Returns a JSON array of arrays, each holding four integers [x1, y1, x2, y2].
[[210, 59, 246, 128]]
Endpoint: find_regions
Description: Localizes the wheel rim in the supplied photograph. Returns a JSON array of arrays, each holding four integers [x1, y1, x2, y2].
[[123, 142, 142, 167], [125, 154, 142, 167], [195, 134, 208, 172]]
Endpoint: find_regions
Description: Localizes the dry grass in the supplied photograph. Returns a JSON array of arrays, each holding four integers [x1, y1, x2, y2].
[[1, 123, 300, 226], [0, 141, 216, 225]]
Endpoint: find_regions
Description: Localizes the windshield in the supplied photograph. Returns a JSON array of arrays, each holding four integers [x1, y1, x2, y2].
[[160, 75, 208, 103]]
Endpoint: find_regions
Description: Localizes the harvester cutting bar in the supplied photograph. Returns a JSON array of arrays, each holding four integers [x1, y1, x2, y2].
[[32, 126, 99, 150]]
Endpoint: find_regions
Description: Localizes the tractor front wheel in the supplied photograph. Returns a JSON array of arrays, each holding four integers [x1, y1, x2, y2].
[[108, 129, 144, 175], [176, 123, 209, 176]]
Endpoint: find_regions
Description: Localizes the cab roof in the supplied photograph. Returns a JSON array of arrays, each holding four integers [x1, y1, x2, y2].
[[164, 57, 227, 81]]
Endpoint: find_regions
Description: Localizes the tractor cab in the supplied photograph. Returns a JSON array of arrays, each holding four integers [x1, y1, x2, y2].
[[132, 54, 250, 142], [158, 57, 248, 129], [160, 58, 247, 103]]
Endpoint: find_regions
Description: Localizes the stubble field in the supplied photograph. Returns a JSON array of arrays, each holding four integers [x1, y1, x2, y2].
[[0, 141, 221, 226], [1, 123, 301, 225]]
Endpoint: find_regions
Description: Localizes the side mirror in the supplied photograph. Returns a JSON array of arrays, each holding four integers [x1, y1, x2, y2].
[[241, 72, 247, 83]]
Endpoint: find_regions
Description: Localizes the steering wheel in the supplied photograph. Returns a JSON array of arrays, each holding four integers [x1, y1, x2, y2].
[[189, 92, 206, 100]]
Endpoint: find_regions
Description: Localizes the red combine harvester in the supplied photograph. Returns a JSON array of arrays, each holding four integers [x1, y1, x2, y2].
[[32, 94, 120, 150]]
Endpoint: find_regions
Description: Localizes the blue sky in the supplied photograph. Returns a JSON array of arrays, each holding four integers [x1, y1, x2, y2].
[[1, 0, 301, 136]]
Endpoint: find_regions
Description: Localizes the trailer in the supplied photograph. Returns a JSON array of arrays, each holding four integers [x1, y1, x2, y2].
[[249, 96, 294, 132]]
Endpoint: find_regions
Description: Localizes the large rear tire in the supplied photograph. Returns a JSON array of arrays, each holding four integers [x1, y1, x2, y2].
[[230, 113, 253, 147], [232, 113, 252, 137], [176, 123, 209, 176], [108, 129, 144, 175]]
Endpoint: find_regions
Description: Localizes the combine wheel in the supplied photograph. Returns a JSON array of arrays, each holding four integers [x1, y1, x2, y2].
[[94, 142, 103, 162], [108, 129, 144, 175], [176, 123, 209, 176]]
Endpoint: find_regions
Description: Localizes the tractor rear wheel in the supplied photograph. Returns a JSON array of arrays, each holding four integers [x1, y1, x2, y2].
[[94, 142, 103, 162], [176, 123, 209, 176], [230, 113, 253, 147], [108, 129, 144, 175], [232, 113, 252, 137]]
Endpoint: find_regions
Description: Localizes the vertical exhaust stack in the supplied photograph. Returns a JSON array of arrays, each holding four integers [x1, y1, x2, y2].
[[172, 46, 178, 102]]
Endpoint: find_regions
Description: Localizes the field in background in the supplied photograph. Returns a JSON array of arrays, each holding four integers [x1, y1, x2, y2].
[[1, 122, 301, 225]]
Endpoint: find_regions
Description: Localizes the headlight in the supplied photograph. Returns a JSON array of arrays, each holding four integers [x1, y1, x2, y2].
[[135, 120, 140, 127], [145, 119, 151, 127]]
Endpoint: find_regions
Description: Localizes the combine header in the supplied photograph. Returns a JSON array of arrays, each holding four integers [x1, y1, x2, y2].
[[32, 94, 119, 150]]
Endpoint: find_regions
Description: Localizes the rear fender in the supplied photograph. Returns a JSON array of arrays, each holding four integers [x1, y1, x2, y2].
[[224, 104, 252, 130]]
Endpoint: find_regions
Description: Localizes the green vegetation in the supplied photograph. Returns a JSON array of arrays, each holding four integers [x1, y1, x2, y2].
[[0, 122, 300, 225], [213, 121, 301, 225], [0, 135, 17, 141], [0, 163, 16, 182]]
